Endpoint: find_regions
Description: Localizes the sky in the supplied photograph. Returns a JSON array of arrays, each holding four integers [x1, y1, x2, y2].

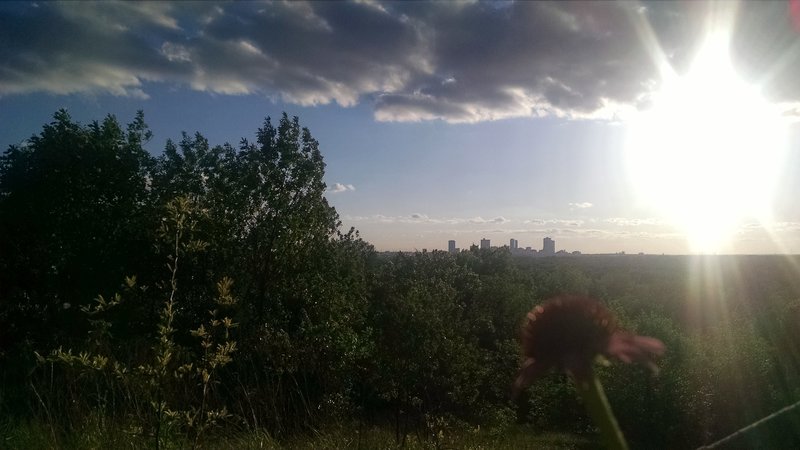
[[2, 1, 800, 254]]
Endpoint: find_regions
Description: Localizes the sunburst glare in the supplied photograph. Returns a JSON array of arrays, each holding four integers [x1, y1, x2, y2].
[[625, 30, 790, 253]]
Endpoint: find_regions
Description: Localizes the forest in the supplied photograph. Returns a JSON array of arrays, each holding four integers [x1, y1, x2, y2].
[[1, 111, 799, 449]]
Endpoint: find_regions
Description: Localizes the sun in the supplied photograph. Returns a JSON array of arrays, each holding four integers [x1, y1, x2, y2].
[[625, 31, 789, 253]]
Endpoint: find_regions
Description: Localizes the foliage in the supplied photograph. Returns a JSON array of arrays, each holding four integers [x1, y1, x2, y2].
[[0, 110, 155, 352], [2, 111, 800, 448], [36, 197, 239, 448]]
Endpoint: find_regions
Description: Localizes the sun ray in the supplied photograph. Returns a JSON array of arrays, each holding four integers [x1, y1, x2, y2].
[[624, 12, 790, 253]]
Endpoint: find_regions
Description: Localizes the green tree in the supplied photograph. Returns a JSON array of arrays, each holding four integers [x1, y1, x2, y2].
[[0, 110, 155, 352], [147, 113, 373, 432], [229, 115, 371, 432]]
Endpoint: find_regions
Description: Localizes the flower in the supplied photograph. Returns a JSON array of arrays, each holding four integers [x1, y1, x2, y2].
[[512, 295, 665, 397]]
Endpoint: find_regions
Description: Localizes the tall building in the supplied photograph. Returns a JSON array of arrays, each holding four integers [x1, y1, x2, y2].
[[448, 240, 457, 254], [510, 238, 518, 250], [543, 237, 555, 255], [480, 238, 490, 249]]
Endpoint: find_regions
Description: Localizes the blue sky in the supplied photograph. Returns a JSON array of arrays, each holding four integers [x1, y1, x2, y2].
[[2, 1, 800, 254]]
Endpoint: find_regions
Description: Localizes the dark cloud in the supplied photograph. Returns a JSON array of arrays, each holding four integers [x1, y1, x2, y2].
[[381, 1, 657, 120], [1, 1, 798, 122], [0, 2, 190, 97]]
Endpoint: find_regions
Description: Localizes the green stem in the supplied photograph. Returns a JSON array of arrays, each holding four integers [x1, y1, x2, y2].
[[573, 371, 629, 450]]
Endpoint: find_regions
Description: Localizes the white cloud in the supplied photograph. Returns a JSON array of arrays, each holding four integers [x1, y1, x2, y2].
[[568, 202, 593, 209], [161, 42, 191, 63], [523, 218, 584, 227], [468, 216, 510, 224], [343, 213, 512, 225], [604, 217, 660, 227], [328, 182, 356, 194]]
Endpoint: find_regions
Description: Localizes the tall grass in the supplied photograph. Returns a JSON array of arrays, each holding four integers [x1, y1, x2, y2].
[[1, 418, 595, 450]]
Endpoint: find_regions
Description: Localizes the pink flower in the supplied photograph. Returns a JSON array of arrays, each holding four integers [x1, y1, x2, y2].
[[512, 295, 665, 397]]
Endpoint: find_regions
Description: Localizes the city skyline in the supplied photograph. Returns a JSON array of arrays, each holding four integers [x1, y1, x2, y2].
[[446, 236, 567, 256], [2, 2, 800, 255]]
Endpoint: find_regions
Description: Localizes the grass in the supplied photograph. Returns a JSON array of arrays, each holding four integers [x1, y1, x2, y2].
[[1, 417, 598, 449]]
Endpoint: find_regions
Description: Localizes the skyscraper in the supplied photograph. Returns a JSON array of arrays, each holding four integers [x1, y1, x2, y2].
[[543, 237, 555, 255], [448, 240, 457, 254], [510, 238, 518, 250], [480, 238, 490, 249]]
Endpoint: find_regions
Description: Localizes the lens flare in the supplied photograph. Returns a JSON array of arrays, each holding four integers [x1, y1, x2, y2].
[[625, 31, 789, 253]]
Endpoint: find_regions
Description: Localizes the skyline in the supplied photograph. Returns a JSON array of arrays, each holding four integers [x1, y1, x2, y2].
[[2, 1, 800, 254]]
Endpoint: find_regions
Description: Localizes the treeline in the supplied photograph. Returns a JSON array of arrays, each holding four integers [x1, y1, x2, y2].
[[1, 111, 799, 448]]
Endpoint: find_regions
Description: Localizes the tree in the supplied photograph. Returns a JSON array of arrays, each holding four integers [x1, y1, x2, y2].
[[0, 110, 155, 351], [229, 115, 369, 431], [145, 113, 372, 431]]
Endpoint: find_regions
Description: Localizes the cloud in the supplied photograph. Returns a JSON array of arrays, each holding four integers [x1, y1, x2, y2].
[[468, 216, 510, 224], [490, 216, 510, 224], [2, 2, 798, 121], [343, 213, 510, 225], [328, 182, 356, 194], [523, 218, 584, 227], [568, 202, 593, 209], [604, 217, 661, 227]]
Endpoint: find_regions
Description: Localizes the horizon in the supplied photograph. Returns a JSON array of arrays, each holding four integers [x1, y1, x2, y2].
[[3, 1, 800, 255], [375, 239, 800, 256]]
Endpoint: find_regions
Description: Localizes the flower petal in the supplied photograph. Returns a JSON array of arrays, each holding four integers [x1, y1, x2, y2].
[[606, 332, 665, 372], [512, 357, 549, 399]]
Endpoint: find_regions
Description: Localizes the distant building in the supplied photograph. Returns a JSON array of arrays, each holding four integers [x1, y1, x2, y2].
[[543, 237, 555, 256], [510, 238, 518, 250], [480, 238, 491, 250], [448, 240, 457, 254]]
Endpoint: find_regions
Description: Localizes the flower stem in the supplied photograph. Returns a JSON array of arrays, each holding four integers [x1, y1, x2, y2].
[[574, 371, 629, 450]]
